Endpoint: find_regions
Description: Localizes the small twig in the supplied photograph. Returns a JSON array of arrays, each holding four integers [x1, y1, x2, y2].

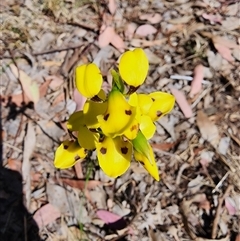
[[211, 185, 233, 239], [170, 75, 210, 85], [32, 43, 84, 56], [212, 172, 230, 194]]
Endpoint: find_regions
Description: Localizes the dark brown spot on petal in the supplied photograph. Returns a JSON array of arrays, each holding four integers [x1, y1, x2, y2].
[[151, 98, 155, 101], [74, 155, 81, 161], [104, 113, 110, 121], [130, 124, 138, 132], [125, 110, 132, 115], [139, 161, 145, 166], [156, 111, 162, 117], [63, 145, 69, 149], [121, 147, 128, 154], [100, 147, 107, 154]]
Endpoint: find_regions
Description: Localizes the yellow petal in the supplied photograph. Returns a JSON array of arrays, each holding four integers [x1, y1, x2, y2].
[[75, 63, 103, 98], [137, 94, 153, 115], [134, 144, 159, 181], [96, 136, 132, 178], [98, 90, 136, 137], [83, 100, 107, 128], [140, 115, 156, 140], [67, 111, 85, 131], [54, 140, 87, 169], [123, 118, 139, 140], [119, 48, 149, 87], [77, 126, 99, 150], [148, 92, 175, 121]]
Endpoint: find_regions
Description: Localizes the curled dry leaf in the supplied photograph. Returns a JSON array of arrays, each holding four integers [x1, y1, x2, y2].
[[139, 13, 162, 24], [189, 64, 204, 98], [196, 110, 219, 148], [170, 87, 193, 118], [33, 203, 61, 229], [135, 24, 157, 36], [108, 0, 117, 15], [9, 64, 40, 105]]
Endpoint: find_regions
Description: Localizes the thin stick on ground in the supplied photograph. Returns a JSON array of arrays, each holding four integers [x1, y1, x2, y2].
[[211, 185, 233, 239]]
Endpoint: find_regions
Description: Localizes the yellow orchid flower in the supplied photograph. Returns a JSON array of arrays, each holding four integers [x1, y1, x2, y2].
[[96, 136, 132, 178], [119, 48, 149, 87], [98, 90, 136, 138], [148, 92, 175, 121], [137, 94, 153, 115], [54, 140, 87, 169], [134, 143, 159, 181], [77, 126, 99, 150], [75, 63, 103, 98]]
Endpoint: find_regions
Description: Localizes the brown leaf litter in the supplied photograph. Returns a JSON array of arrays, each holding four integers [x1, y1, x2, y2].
[[1, 0, 240, 240]]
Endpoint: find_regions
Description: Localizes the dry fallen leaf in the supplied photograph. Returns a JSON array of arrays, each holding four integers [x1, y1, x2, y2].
[[108, 0, 117, 15], [61, 178, 101, 190], [9, 64, 40, 105], [2, 77, 50, 107], [47, 75, 64, 90], [73, 88, 87, 111], [7, 159, 22, 173], [170, 87, 193, 118], [98, 26, 115, 48], [196, 110, 219, 148], [139, 13, 162, 24], [202, 13, 222, 24], [110, 32, 125, 52], [96, 210, 122, 224], [214, 43, 234, 62], [125, 22, 137, 39], [225, 196, 236, 215], [151, 142, 176, 151], [135, 24, 157, 36], [212, 36, 240, 49], [236, 234, 240, 241], [33, 203, 61, 229], [189, 64, 204, 98]]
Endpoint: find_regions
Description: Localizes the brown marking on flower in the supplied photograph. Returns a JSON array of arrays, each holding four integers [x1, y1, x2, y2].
[[125, 110, 132, 115], [121, 147, 128, 154], [104, 113, 110, 121], [74, 155, 81, 161], [139, 161, 145, 166], [100, 147, 107, 154], [151, 98, 155, 101], [130, 124, 138, 132], [156, 111, 162, 117], [63, 145, 69, 149]]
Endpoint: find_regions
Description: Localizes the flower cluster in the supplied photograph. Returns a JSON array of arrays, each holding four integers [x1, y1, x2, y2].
[[54, 48, 175, 181]]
